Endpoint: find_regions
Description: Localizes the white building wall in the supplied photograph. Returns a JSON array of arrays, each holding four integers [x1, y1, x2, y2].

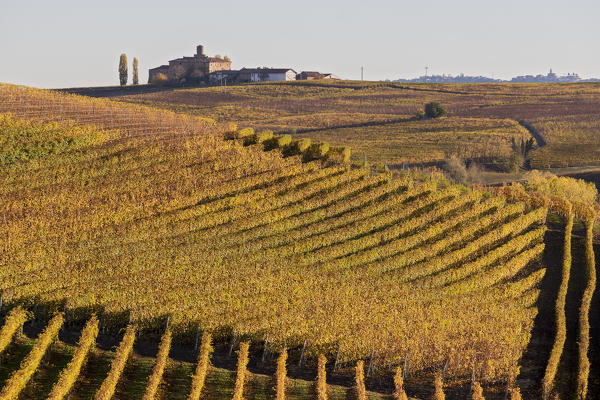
[[266, 72, 287, 81], [285, 70, 297, 81], [265, 71, 296, 81]]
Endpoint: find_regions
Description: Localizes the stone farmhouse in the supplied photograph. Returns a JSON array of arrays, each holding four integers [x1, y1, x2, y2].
[[149, 44, 339, 85], [148, 45, 231, 84]]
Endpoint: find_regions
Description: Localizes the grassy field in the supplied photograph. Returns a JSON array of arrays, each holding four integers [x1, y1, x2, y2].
[[106, 80, 600, 169], [0, 83, 597, 399]]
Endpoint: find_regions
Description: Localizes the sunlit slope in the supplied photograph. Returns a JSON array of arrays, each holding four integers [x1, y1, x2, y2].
[[0, 85, 546, 382]]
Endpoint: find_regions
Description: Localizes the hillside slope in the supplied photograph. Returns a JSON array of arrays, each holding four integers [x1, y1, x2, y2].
[[0, 84, 551, 398], [100, 80, 600, 168]]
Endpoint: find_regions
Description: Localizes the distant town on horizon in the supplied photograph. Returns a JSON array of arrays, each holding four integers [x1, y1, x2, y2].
[[391, 69, 600, 84]]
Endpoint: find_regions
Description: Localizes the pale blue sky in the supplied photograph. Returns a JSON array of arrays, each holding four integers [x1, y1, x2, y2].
[[1, 0, 598, 88]]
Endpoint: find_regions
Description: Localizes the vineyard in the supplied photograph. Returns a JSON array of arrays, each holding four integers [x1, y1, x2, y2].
[[0, 83, 597, 399], [107, 80, 600, 168]]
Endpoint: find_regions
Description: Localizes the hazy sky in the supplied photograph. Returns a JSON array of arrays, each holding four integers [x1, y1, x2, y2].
[[1, 0, 599, 88]]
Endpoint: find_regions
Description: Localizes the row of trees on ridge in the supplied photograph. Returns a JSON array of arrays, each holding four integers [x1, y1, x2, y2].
[[118, 54, 139, 86]]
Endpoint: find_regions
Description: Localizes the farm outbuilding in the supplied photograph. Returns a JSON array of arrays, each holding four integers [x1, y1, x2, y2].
[[237, 68, 297, 82], [297, 71, 340, 80], [210, 68, 297, 83]]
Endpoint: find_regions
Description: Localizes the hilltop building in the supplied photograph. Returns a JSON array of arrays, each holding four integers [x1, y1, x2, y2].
[[149, 44, 340, 85], [148, 45, 231, 84]]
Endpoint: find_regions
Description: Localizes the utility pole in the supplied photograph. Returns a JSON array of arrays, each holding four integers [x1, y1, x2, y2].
[[361, 66, 364, 81], [425, 66, 429, 77]]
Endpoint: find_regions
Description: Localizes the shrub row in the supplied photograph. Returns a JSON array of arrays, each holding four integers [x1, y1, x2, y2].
[[316, 354, 328, 400], [576, 216, 596, 400], [232, 342, 250, 400], [94, 324, 137, 400], [434, 371, 445, 400], [472, 381, 485, 400], [142, 328, 172, 400], [0, 307, 29, 356], [542, 204, 573, 399], [47, 316, 99, 400], [353, 360, 367, 400], [188, 332, 213, 400], [231, 127, 350, 163], [275, 348, 287, 400], [393, 366, 408, 400], [0, 313, 63, 399]]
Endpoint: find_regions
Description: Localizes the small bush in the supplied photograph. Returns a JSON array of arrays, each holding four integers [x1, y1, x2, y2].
[[284, 138, 312, 157], [256, 130, 274, 143], [424, 102, 446, 118], [236, 128, 254, 140], [150, 73, 168, 86], [296, 138, 312, 153], [415, 110, 425, 120], [305, 143, 330, 161], [443, 156, 483, 184], [443, 155, 468, 184], [277, 134, 292, 148], [317, 142, 330, 157]]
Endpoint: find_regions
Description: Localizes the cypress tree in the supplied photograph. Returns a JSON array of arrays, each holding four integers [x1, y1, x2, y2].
[[133, 57, 139, 85], [119, 54, 128, 86]]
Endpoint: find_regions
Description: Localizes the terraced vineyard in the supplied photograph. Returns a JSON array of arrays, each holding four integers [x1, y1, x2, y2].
[[0, 84, 596, 399]]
